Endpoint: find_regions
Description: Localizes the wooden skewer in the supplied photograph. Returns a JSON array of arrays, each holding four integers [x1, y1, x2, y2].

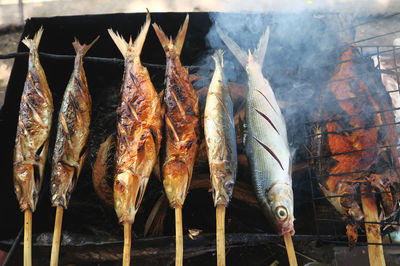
[[283, 233, 298, 266], [361, 184, 386, 266], [123, 222, 132, 266], [216, 205, 226, 266], [24, 209, 32, 266], [50, 205, 64, 266], [175, 207, 183, 266]]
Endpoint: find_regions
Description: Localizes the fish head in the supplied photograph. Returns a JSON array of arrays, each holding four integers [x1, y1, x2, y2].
[[50, 162, 76, 208], [113, 170, 141, 224], [262, 183, 295, 235], [13, 163, 40, 212], [162, 160, 189, 208]]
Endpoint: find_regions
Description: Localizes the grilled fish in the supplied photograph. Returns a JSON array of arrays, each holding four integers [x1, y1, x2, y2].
[[217, 26, 295, 235], [153, 15, 201, 208], [204, 50, 237, 207], [13, 27, 53, 212], [50, 37, 98, 208], [109, 12, 163, 224], [313, 46, 400, 224]]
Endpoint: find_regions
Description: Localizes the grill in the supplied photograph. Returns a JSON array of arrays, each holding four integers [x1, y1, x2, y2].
[[305, 44, 400, 247], [1, 11, 400, 265]]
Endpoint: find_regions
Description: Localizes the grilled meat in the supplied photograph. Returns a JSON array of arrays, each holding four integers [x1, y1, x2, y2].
[[109, 12, 163, 224], [153, 15, 201, 208], [217, 26, 295, 235], [204, 50, 237, 207], [13, 27, 53, 212], [50, 37, 98, 209]]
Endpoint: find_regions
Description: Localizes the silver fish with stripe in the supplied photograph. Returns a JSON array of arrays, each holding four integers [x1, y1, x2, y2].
[[217, 26, 294, 235]]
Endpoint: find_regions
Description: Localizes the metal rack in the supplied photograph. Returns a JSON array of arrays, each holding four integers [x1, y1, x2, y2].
[[305, 44, 400, 247]]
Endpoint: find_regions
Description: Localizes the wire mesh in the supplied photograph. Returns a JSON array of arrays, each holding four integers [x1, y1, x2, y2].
[[305, 44, 400, 246]]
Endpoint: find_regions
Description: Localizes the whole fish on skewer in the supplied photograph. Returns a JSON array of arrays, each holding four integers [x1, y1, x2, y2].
[[153, 14, 200, 211], [50, 36, 98, 208], [217, 26, 294, 236], [204, 50, 237, 208], [217, 25, 297, 265], [49, 36, 98, 266], [109, 11, 162, 226], [109, 11, 163, 266], [204, 50, 237, 266], [153, 14, 201, 266], [13, 27, 53, 266], [14, 27, 53, 213]]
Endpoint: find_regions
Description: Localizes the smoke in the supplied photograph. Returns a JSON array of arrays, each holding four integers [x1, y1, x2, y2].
[[195, 12, 345, 155]]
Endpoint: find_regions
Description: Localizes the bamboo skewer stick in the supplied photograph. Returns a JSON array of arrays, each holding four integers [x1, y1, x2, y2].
[[24, 209, 32, 266], [50, 205, 64, 266], [361, 184, 386, 266], [175, 207, 183, 266], [283, 233, 298, 266], [216, 205, 226, 266], [123, 222, 132, 266]]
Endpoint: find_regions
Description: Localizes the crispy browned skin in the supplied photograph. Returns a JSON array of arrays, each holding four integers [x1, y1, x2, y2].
[[50, 37, 98, 209], [109, 13, 163, 224], [13, 27, 53, 212], [313, 45, 400, 242], [153, 15, 201, 208]]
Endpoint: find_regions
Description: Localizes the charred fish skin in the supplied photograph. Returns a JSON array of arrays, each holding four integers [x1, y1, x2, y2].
[[153, 15, 201, 208], [217, 26, 295, 235], [13, 27, 53, 212], [314, 46, 400, 223], [204, 50, 237, 207], [109, 12, 163, 224], [50, 37, 99, 209]]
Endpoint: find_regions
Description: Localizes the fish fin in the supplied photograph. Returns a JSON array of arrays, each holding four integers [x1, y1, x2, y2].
[[108, 12, 150, 59], [253, 27, 269, 66], [152, 14, 189, 56], [211, 49, 225, 68], [189, 73, 201, 82], [132, 10, 151, 57], [72, 36, 99, 57], [216, 24, 247, 68], [22, 26, 44, 51], [152, 22, 169, 53], [107, 29, 129, 59], [107, 10, 151, 58], [77, 145, 89, 177], [174, 14, 189, 55]]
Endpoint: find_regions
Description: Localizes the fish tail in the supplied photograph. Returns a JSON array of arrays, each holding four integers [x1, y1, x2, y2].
[[72, 36, 99, 57], [22, 26, 44, 51], [132, 10, 151, 56], [216, 24, 247, 68], [107, 29, 128, 58], [108, 11, 151, 59], [216, 25, 270, 67], [253, 27, 269, 66], [211, 49, 225, 68], [152, 14, 189, 56]]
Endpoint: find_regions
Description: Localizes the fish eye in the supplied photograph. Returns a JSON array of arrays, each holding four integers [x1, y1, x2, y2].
[[275, 206, 288, 221]]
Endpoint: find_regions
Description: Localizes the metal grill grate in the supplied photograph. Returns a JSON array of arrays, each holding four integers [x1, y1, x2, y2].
[[305, 44, 400, 246]]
